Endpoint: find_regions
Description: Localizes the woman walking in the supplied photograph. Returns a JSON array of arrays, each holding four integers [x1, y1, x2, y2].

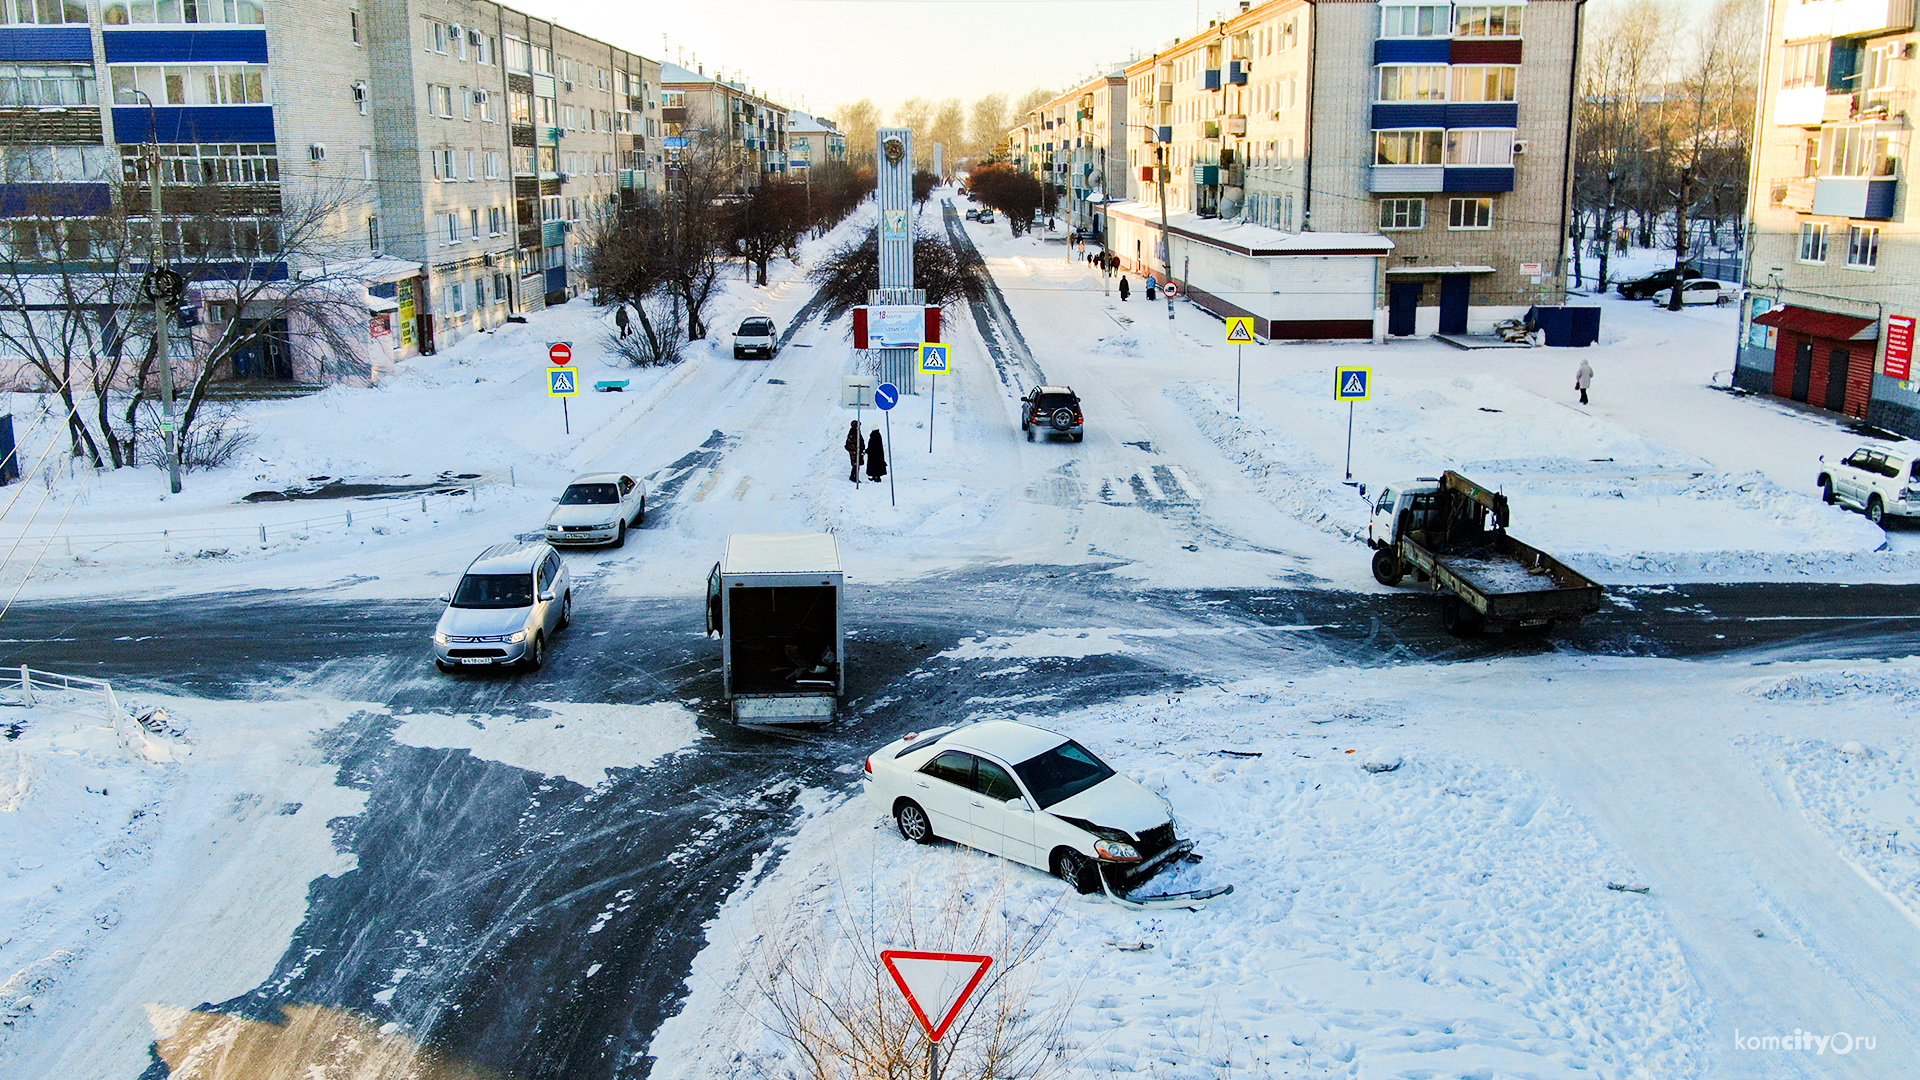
[[1574, 359, 1594, 405], [1118, 275, 1130, 301], [865, 429, 887, 484], [844, 421, 863, 484]]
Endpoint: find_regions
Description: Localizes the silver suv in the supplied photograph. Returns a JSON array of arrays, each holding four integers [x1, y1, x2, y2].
[[433, 541, 571, 671]]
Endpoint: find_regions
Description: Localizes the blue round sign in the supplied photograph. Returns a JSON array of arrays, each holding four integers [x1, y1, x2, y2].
[[875, 383, 899, 411]]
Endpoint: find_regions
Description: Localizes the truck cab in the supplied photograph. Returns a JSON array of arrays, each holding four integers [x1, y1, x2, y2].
[[1366, 477, 1444, 549]]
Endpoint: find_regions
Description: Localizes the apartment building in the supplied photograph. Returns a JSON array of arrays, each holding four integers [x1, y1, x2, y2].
[[786, 110, 845, 173], [1739, 0, 1920, 436], [1025, 70, 1129, 238], [0, 0, 666, 382], [660, 62, 788, 190], [1039, 0, 1578, 339]]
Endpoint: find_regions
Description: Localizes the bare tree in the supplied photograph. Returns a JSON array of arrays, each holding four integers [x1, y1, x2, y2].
[[929, 98, 966, 175], [967, 94, 1009, 163], [585, 194, 686, 366], [667, 133, 745, 340], [837, 99, 882, 163], [893, 98, 935, 169]]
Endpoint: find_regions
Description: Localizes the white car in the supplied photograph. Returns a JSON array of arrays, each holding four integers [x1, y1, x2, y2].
[[863, 720, 1229, 909], [1817, 444, 1920, 525], [1650, 278, 1737, 306], [543, 472, 646, 548], [733, 316, 777, 359]]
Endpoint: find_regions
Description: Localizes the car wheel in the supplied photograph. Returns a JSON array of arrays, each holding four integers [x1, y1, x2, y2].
[[636, 496, 646, 526], [1371, 548, 1404, 587], [557, 591, 572, 630], [1053, 849, 1102, 895], [1868, 495, 1886, 526], [1819, 477, 1836, 504], [613, 520, 627, 549], [1441, 595, 1481, 637], [525, 632, 545, 670], [895, 800, 936, 844]]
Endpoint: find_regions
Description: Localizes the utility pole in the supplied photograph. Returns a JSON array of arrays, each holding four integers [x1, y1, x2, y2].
[[1598, 170, 1617, 293], [1154, 143, 1175, 321], [1668, 162, 1692, 312], [126, 90, 182, 493]]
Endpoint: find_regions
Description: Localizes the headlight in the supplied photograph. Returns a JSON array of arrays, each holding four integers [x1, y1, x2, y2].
[[594, 522, 617, 530], [507, 630, 527, 643], [1093, 839, 1140, 862], [433, 632, 450, 645]]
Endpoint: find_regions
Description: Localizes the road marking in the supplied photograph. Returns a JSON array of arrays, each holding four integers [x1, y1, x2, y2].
[[731, 477, 752, 501], [1161, 464, 1203, 501], [1099, 478, 1136, 504], [1134, 469, 1168, 502], [1740, 615, 1920, 621]]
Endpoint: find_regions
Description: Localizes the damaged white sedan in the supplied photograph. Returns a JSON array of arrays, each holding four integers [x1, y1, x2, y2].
[[863, 720, 1229, 909]]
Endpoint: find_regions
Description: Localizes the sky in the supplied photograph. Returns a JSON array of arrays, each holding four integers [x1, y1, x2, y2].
[[506, 0, 1208, 118]]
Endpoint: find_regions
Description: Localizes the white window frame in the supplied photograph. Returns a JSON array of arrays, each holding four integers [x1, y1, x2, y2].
[[1375, 128, 1445, 165], [1451, 65, 1518, 102], [1447, 197, 1493, 229], [1446, 128, 1514, 165], [1799, 221, 1829, 263], [1452, 4, 1523, 38], [1378, 197, 1425, 230], [1378, 3, 1450, 38], [1377, 65, 1449, 102], [1846, 224, 1880, 269]]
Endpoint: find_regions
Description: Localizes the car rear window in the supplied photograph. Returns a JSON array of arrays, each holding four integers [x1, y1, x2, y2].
[[1014, 739, 1115, 808], [559, 483, 619, 505], [452, 573, 534, 609], [1035, 394, 1077, 410]]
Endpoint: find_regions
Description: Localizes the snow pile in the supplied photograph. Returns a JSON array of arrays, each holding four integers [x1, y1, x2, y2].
[[1768, 737, 1920, 925], [1752, 668, 1920, 704], [1166, 381, 1365, 540], [389, 700, 704, 787]]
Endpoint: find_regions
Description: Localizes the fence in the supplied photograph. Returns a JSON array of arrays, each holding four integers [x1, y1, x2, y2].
[[9, 666, 172, 763]]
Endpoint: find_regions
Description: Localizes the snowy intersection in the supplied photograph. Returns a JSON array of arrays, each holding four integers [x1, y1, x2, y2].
[[1, 200, 1919, 1079]]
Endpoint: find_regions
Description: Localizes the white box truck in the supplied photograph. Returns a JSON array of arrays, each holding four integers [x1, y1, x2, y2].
[[706, 533, 844, 723]]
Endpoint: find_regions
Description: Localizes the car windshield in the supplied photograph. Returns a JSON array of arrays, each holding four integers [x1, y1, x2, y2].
[[559, 483, 619, 505], [1013, 739, 1116, 808], [740, 320, 773, 333], [1035, 393, 1077, 410], [452, 573, 534, 608]]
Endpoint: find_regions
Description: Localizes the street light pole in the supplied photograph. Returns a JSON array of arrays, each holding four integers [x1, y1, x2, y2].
[[124, 89, 181, 494], [1154, 143, 1175, 322]]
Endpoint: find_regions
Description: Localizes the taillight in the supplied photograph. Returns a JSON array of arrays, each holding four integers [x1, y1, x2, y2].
[[863, 757, 873, 774]]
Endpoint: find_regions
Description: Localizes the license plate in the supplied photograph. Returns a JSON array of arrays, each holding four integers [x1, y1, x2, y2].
[[459, 657, 492, 665]]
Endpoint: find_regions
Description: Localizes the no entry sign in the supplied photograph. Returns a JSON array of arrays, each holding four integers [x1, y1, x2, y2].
[[548, 341, 573, 365]]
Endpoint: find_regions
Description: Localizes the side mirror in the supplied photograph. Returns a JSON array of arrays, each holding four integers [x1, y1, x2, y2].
[[1006, 797, 1029, 810], [1357, 483, 1367, 500], [551, 496, 561, 502], [438, 591, 452, 603], [539, 590, 556, 602]]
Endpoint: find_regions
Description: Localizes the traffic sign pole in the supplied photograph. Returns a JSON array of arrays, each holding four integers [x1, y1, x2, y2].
[[928, 373, 936, 453], [885, 408, 896, 507], [1345, 401, 1354, 480], [875, 382, 901, 507], [1237, 344, 1242, 413]]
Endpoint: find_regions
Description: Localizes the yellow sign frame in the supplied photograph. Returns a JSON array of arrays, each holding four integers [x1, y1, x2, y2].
[[1224, 316, 1256, 344], [919, 343, 952, 375], [1334, 366, 1371, 402], [547, 366, 579, 397]]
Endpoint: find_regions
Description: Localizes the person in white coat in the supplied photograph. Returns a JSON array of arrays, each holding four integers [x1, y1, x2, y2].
[[1575, 359, 1594, 405]]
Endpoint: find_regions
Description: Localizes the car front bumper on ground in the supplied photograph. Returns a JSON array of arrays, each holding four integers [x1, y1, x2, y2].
[[545, 524, 619, 546], [434, 635, 531, 666], [734, 341, 774, 356]]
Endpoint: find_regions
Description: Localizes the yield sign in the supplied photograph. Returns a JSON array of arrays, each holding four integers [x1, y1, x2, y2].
[[880, 950, 992, 1042]]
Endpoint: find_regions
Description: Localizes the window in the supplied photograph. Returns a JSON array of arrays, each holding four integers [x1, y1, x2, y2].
[[1379, 4, 1449, 37], [1379, 198, 1425, 230], [5, 144, 112, 181], [430, 148, 454, 179], [366, 213, 379, 253], [1804, 136, 1821, 177], [102, 0, 261, 24], [1847, 225, 1880, 268], [1452, 65, 1518, 102], [428, 83, 453, 118], [429, 21, 449, 54], [1799, 221, 1829, 262], [1782, 41, 1830, 89], [505, 36, 532, 73], [509, 92, 531, 125], [450, 23, 465, 60], [1378, 65, 1448, 101], [1447, 128, 1514, 165], [111, 66, 264, 106], [1865, 44, 1896, 91], [493, 273, 507, 303], [469, 208, 480, 238], [349, 8, 359, 43], [485, 150, 502, 179], [118, 142, 274, 184], [475, 33, 494, 66], [1448, 197, 1493, 228], [461, 86, 472, 120], [361, 146, 372, 179], [443, 211, 458, 244], [1453, 5, 1522, 36], [467, 149, 476, 179], [0, 63, 95, 106], [475, 89, 493, 122], [1820, 125, 1899, 177], [488, 205, 504, 234], [1375, 129, 1444, 165], [3, 0, 84, 22], [448, 282, 464, 313]]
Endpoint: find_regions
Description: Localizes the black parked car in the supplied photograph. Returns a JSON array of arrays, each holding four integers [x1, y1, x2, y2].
[[1616, 266, 1698, 300]]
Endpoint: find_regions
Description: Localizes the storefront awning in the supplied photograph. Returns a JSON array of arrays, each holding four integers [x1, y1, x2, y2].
[[1752, 304, 1878, 340]]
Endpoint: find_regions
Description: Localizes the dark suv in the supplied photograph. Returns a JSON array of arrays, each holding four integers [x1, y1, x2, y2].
[[1021, 385, 1084, 442], [1616, 266, 1697, 300]]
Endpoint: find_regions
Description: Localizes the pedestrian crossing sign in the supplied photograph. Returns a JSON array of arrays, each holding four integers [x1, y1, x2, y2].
[[1225, 316, 1256, 344], [1334, 367, 1370, 402], [919, 343, 951, 375], [548, 367, 578, 396]]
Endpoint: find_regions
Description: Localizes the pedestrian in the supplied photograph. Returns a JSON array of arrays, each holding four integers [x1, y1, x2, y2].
[[1118, 275, 1130, 301], [1146, 279, 1158, 301], [844, 420, 863, 484], [1575, 358, 1594, 405], [865, 429, 887, 484], [614, 305, 630, 338]]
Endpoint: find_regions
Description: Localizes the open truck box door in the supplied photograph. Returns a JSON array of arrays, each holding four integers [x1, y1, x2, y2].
[[715, 533, 844, 724]]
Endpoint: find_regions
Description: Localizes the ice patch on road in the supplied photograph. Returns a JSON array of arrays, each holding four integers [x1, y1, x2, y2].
[[390, 701, 703, 787], [941, 626, 1243, 661]]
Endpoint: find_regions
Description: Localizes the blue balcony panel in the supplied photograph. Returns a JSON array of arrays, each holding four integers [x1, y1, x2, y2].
[[1203, 68, 1221, 91], [543, 265, 566, 295], [0, 182, 111, 216], [1371, 103, 1447, 129], [0, 27, 93, 61], [1444, 102, 1519, 128], [1443, 166, 1515, 193], [1373, 38, 1452, 65], [1156, 125, 1172, 143], [1228, 60, 1249, 84], [113, 104, 274, 143], [103, 29, 268, 63]]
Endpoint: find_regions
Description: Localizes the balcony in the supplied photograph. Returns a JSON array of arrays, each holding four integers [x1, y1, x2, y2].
[[661, 106, 687, 125], [1775, 178, 1817, 211], [542, 219, 568, 247], [1158, 82, 1174, 102], [1157, 125, 1173, 143], [1228, 60, 1249, 84], [544, 126, 563, 143], [1774, 86, 1828, 127], [1369, 165, 1445, 193], [1782, 0, 1914, 40], [1812, 176, 1900, 219], [1226, 114, 1247, 136], [1202, 120, 1220, 139], [1202, 68, 1222, 92]]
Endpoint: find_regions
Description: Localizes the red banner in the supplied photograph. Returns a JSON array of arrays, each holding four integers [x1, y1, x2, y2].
[[1887, 315, 1915, 380]]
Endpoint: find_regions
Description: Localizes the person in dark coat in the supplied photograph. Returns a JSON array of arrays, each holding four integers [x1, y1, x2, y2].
[[614, 305, 630, 338], [865, 429, 887, 483], [844, 421, 863, 483], [1118, 275, 1130, 301]]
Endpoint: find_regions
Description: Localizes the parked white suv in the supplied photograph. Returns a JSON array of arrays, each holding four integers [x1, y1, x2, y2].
[[1817, 445, 1920, 525]]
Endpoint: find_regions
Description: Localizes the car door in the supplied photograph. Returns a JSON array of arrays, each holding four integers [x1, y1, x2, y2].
[[916, 750, 982, 844], [534, 554, 559, 635], [618, 475, 640, 522], [1867, 451, 1895, 504], [1838, 450, 1873, 504], [968, 756, 1037, 867]]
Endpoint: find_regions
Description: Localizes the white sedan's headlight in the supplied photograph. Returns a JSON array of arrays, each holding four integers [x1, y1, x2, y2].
[[1093, 839, 1140, 862]]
